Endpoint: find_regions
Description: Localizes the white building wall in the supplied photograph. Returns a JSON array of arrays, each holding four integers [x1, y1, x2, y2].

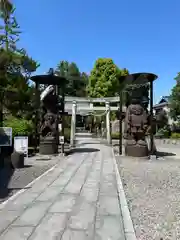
[[162, 106, 174, 125]]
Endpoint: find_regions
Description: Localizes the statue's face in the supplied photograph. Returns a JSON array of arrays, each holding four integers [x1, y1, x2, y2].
[[48, 115, 53, 122], [45, 114, 53, 123]]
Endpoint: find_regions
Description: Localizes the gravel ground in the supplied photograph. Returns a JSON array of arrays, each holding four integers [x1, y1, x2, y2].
[[114, 147, 180, 240], [0, 154, 62, 204]]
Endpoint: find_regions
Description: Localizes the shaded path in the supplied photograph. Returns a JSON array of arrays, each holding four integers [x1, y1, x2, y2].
[[0, 139, 125, 240]]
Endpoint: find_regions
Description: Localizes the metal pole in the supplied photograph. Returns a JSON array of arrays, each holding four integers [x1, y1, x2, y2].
[[61, 89, 65, 154], [0, 86, 4, 127], [0, 88, 2, 162], [35, 82, 39, 153], [55, 85, 59, 147], [150, 80, 154, 154], [119, 90, 123, 155]]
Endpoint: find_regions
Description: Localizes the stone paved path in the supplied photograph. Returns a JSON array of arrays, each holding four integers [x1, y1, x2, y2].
[[0, 140, 125, 240]]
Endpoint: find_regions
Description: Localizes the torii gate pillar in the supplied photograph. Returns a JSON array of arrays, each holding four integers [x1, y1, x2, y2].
[[106, 101, 111, 144]]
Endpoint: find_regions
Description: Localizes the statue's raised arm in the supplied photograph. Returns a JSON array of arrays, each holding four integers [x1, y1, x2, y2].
[[40, 85, 54, 101]]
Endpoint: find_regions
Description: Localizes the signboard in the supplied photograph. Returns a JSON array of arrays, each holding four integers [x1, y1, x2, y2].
[[14, 136, 28, 157], [0, 127, 12, 146], [59, 136, 64, 144]]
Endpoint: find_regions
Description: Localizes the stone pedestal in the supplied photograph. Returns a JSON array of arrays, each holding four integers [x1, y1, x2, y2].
[[39, 136, 58, 155], [125, 138, 149, 158], [125, 143, 149, 157]]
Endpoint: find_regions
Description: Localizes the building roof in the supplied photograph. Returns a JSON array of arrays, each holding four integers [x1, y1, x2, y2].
[[158, 96, 170, 104], [153, 96, 170, 109]]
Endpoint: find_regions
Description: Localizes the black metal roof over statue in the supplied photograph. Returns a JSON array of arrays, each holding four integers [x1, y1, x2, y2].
[[30, 68, 66, 86], [119, 73, 158, 106], [119, 73, 158, 85]]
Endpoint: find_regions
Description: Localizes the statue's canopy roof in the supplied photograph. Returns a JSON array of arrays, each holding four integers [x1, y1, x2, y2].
[[119, 72, 158, 86], [30, 74, 67, 86]]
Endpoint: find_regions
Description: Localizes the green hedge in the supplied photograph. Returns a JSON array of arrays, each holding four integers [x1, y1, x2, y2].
[[171, 133, 180, 139], [64, 128, 70, 140], [4, 117, 34, 138], [60, 128, 71, 143], [111, 132, 120, 139], [155, 128, 170, 138]]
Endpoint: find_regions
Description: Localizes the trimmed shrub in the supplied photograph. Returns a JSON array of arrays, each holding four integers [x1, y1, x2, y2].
[[111, 132, 120, 139], [4, 117, 34, 138], [155, 127, 170, 138], [60, 128, 71, 143], [171, 133, 180, 139], [64, 116, 71, 128]]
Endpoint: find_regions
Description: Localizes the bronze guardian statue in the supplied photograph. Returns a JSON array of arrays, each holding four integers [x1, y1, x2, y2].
[[124, 98, 149, 157]]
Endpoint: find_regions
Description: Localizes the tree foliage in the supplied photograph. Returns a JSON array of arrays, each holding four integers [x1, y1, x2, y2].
[[124, 83, 149, 108], [55, 61, 88, 97], [156, 109, 168, 129], [0, 0, 13, 21], [0, 4, 39, 124], [87, 58, 129, 98], [0, 6, 21, 51], [169, 72, 180, 120]]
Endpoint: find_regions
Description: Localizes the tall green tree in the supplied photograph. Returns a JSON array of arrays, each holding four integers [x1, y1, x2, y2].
[[169, 72, 180, 120], [0, 4, 39, 122], [79, 72, 88, 97], [56, 60, 73, 95], [0, 0, 13, 125], [87, 58, 128, 98], [0, 0, 13, 34], [67, 62, 81, 96], [56, 61, 88, 97], [0, 6, 20, 52], [0, 0, 13, 16], [4, 50, 39, 119]]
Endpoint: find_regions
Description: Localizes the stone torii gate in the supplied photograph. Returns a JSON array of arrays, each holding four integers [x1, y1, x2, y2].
[[64, 96, 120, 146]]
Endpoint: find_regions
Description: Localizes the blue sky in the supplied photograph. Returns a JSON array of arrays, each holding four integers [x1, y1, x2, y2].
[[14, 0, 180, 103]]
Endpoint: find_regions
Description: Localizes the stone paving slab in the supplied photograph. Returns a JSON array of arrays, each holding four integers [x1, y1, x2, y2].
[[0, 142, 125, 240], [0, 155, 61, 204]]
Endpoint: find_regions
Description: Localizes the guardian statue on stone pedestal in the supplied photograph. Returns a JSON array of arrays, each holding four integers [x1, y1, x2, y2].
[[39, 85, 59, 154], [124, 98, 149, 157]]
